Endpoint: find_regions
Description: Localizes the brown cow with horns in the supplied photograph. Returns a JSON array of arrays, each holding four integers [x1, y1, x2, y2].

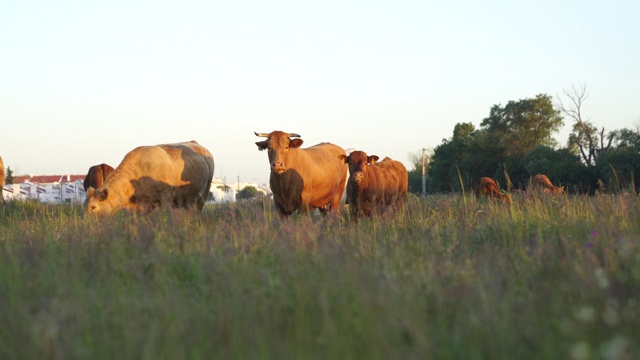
[[255, 131, 347, 217], [339, 150, 408, 220]]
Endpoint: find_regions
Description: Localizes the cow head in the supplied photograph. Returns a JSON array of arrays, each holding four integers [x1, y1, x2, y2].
[[255, 131, 303, 174], [85, 187, 116, 216], [339, 151, 379, 184]]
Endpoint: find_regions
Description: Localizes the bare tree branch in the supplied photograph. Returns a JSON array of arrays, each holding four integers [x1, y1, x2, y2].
[[558, 84, 614, 167]]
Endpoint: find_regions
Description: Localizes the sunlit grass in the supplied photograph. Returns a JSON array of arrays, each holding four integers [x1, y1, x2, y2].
[[0, 193, 639, 359]]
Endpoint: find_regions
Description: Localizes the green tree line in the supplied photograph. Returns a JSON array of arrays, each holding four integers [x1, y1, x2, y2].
[[408, 87, 640, 195]]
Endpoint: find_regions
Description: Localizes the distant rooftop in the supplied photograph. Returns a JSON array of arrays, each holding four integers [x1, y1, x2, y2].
[[11, 174, 85, 184]]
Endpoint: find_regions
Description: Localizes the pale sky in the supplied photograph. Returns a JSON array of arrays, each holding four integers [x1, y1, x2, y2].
[[1, 1, 638, 185]]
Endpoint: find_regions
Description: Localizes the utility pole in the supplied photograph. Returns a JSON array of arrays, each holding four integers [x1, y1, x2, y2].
[[421, 148, 427, 196]]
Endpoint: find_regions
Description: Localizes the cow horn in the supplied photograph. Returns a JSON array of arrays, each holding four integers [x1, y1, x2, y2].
[[254, 131, 301, 138]]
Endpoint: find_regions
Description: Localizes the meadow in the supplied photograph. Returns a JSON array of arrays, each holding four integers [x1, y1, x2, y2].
[[0, 193, 639, 360]]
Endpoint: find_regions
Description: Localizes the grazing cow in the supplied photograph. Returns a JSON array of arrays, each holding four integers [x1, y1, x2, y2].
[[475, 177, 512, 204], [85, 141, 214, 216], [83, 163, 115, 191], [339, 151, 408, 220], [254, 131, 347, 217], [0, 156, 4, 203], [529, 174, 564, 194]]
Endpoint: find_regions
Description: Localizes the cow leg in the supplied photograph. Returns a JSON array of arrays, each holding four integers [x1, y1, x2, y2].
[[195, 195, 205, 211], [297, 200, 311, 216], [327, 191, 342, 214], [274, 203, 286, 217]]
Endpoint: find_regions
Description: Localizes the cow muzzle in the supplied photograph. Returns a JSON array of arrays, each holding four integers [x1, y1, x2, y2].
[[353, 171, 364, 183], [271, 161, 286, 174]]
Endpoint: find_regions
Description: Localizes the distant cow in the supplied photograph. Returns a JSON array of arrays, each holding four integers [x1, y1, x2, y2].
[[339, 150, 408, 220], [85, 141, 214, 216], [0, 155, 4, 203], [255, 131, 347, 217], [475, 177, 512, 204], [529, 174, 564, 194], [83, 163, 114, 191]]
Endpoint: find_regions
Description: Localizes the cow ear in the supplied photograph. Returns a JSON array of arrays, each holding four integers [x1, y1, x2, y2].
[[87, 187, 95, 198], [368, 155, 379, 164], [338, 154, 348, 164], [255, 140, 269, 151], [94, 188, 108, 201], [290, 138, 303, 148]]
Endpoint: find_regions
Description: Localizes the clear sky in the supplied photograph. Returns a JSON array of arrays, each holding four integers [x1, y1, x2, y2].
[[1, 0, 638, 185]]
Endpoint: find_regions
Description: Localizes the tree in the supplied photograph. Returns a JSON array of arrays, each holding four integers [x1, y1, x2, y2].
[[428, 95, 569, 193], [236, 186, 260, 200], [427, 123, 476, 192], [481, 94, 563, 159], [596, 147, 640, 193], [559, 84, 614, 166], [5, 166, 13, 185], [610, 127, 640, 149], [594, 124, 640, 193]]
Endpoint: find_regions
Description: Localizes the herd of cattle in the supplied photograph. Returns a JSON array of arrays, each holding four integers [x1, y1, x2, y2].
[[0, 131, 564, 218], [474, 174, 565, 205]]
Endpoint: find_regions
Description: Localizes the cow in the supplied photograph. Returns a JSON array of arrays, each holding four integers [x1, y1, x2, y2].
[[85, 141, 214, 216], [254, 131, 347, 217], [0, 155, 4, 203], [338, 150, 408, 220], [83, 163, 115, 191], [529, 174, 564, 194], [475, 177, 512, 204]]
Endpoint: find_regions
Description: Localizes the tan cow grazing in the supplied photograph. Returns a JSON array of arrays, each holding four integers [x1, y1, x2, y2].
[[83, 163, 115, 191], [85, 141, 214, 216], [339, 151, 408, 220], [255, 131, 347, 217], [0, 156, 5, 203], [529, 174, 564, 194], [475, 177, 512, 204]]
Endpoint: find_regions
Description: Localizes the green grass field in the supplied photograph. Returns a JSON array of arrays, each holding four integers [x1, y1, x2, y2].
[[1, 194, 639, 359]]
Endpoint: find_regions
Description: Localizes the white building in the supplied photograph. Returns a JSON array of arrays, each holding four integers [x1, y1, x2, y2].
[[2, 175, 86, 203], [208, 177, 270, 203]]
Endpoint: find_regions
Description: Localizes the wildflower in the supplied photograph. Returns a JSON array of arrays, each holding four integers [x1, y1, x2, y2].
[[574, 306, 596, 323], [570, 342, 591, 360], [595, 268, 610, 289]]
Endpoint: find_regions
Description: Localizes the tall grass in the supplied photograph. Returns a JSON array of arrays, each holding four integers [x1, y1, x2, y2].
[[0, 194, 639, 359]]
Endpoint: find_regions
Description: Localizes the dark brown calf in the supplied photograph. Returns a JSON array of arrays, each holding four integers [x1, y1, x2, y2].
[[339, 150, 408, 220]]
